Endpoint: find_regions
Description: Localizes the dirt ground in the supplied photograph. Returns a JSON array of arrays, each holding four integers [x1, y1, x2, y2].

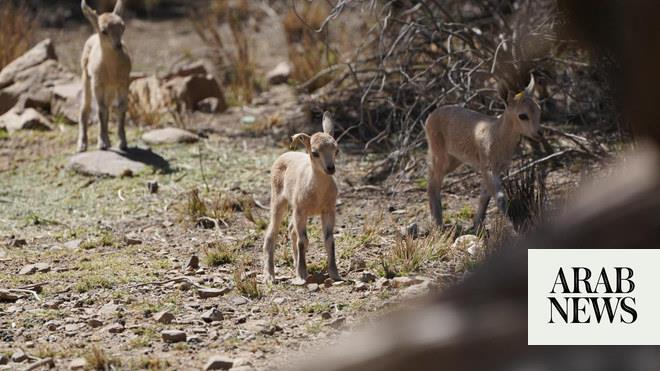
[[0, 14, 615, 371]]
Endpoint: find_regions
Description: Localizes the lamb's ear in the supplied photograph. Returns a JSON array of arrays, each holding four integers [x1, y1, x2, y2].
[[291, 133, 312, 153], [81, 0, 99, 31], [524, 74, 535, 97], [322, 111, 334, 136], [113, 0, 125, 15]]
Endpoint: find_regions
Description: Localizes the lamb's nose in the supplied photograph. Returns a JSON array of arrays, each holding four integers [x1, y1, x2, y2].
[[327, 165, 335, 174]]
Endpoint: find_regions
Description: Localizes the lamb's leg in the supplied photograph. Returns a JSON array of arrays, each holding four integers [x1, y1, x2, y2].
[[116, 95, 128, 151], [491, 174, 509, 216], [292, 210, 309, 283], [322, 211, 341, 280], [288, 220, 298, 268], [262, 199, 287, 283], [77, 74, 92, 152], [428, 156, 460, 227], [95, 86, 111, 150], [473, 183, 491, 231]]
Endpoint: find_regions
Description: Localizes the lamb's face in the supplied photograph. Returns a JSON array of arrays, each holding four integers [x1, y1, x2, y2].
[[98, 13, 125, 50], [310, 133, 338, 175], [510, 94, 542, 141]]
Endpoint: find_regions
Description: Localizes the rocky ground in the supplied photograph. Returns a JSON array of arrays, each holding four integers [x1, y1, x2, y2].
[[0, 13, 614, 371]]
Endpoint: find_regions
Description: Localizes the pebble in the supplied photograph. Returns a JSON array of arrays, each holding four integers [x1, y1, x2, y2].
[[11, 349, 27, 363], [69, 357, 87, 370], [87, 318, 103, 328], [307, 283, 319, 292], [106, 323, 125, 334], [154, 310, 175, 324], [198, 287, 230, 299], [204, 355, 234, 370], [359, 271, 378, 283], [162, 330, 187, 343], [201, 308, 224, 323]]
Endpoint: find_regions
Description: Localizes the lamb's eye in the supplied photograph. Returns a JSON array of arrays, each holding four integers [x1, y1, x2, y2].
[[518, 113, 529, 121], [311, 151, 320, 158]]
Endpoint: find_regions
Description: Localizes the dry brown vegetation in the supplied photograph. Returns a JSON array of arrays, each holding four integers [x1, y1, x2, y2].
[[283, 1, 336, 90], [0, 2, 35, 70], [192, 0, 259, 106]]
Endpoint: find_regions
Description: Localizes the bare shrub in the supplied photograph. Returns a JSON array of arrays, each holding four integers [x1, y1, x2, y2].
[[283, 1, 335, 90], [191, 0, 259, 105]]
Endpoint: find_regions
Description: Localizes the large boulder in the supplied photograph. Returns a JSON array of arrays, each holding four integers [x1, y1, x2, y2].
[[163, 74, 226, 113], [0, 107, 52, 132], [0, 39, 79, 118]]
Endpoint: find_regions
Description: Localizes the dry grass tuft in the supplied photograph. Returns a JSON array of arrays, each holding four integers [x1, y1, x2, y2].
[[175, 188, 255, 228], [0, 2, 35, 70], [204, 241, 236, 267], [282, 2, 336, 90], [84, 346, 121, 370], [380, 227, 455, 277], [233, 260, 261, 299], [192, 0, 260, 105]]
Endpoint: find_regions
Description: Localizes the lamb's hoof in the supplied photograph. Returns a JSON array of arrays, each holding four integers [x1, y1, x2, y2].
[[98, 144, 110, 151], [76, 144, 87, 153], [118, 142, 128, 151], [329, 273, 343, 281], [263, 272, 276, 284]]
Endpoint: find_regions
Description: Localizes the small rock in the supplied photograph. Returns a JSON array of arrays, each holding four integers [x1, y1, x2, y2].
[[106, 323, 125, 334], [124, 236, 142, 245], [9, 238, 27, 247], [391, 276, 422, 288], [45, 320, 59, 331], [0, 354, 7, 365], [323, 278, 334, 287], [87, 318, 103, 328], [198, 287, 229, 299], [305, 272, 326, 285], [400, 222, 419, 239], [328, 317, 346, 330], [11, 349, 27, 363], [354, 281, 368, 291], [321, 311, 332, 320], [375, 277, 390, 290], [451, 234, 484, 256], [230, 296, 248, 306], [154, 310, 175, 324], [0, 107, 52, 132], [185, 255, 200, 270], [196, 97, 220, 113], [18, 264, 38, 275], [266, 61, 292, 85], [142, 127, 199, 145], [272, 297, 286, 305], [69, 357, 87, 370], [308, 283, 319, 292], [349, 257, 366, 272], [201, 308, 224, 323], [63, 239, 82, 250], [359, 271, 377, 283], [147, 180, 159, 194], [97, 303, 120, 317], [204, 355, 234, 370], [0, 289, 19, 302], [34, 262, 50, 273], [161, 329, 187, 343]]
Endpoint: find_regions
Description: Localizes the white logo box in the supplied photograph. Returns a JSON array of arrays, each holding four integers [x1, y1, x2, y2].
[[528, 249, 660, 345]]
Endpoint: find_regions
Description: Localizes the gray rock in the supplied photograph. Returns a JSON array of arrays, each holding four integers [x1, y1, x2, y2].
[[0, 290, 19, 302], [0, 107, 52, 132], [0, 39, 57, 88], [308, 283, 319, 292], [0, 354, 7, 365], [97, 303, 120, 317], [354, 281, 368, 291], [18, 264, 38, 275], [161, 329, 187, 343], [198, 287, 230, 299], [196, 97, 220, 113], [142, 127, 199, 145], [360, 271, 378, 283], [204, 355, 234, 370], [11, 348, 27, 363], [328, 317, 347, 330], [87, 318, 103, 328], [201, 308, 224, 323], [184, 255, 199, 270], [51, 81, 81, 123], [69, 357, 87, 370], [230, 296, 248, 305], [400, 222, 419, 239], [68, 151, 146, 177], [164, 73, 226, 113], [451, 234, 484, 256], [106, 323, 124, 334], [321, 311, 332, 320], [391, 276, 422, 288], [266, 61, 292, 85], [63, 239, 82, 250], [154, 310, 175, 324]]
